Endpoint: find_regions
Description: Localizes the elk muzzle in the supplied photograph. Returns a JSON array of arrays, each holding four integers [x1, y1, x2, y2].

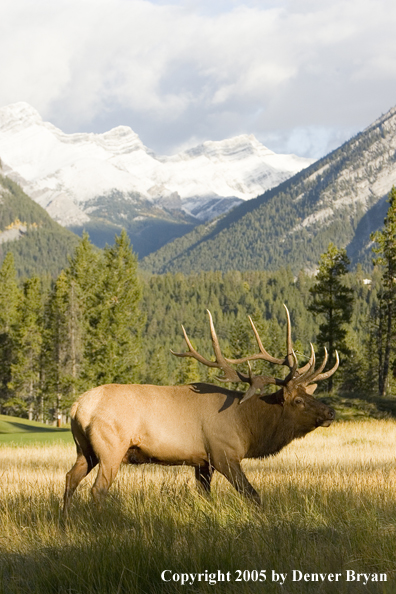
[[317, 405, 336, 427]]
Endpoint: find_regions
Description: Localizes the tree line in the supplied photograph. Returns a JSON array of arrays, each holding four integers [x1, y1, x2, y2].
[[1, 189, 396, 422]]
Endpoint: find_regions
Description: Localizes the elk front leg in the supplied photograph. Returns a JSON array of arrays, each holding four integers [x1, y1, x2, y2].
[[195, 464, 214, 494], [213, 455, 261, 505]]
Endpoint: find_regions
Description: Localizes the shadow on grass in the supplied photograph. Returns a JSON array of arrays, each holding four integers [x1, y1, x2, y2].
[[1, 492, 395, 594], [1, 524, 393, 594], [0, 420, 70, 434]]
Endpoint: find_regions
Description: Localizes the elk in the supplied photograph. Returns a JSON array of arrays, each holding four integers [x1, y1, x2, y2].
[[63, 306, 337, 515]]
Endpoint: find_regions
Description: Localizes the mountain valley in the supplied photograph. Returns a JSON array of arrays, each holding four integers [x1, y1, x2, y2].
[[142, 105, 396, 274]]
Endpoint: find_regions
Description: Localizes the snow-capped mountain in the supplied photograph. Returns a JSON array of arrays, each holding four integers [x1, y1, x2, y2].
[[0, 102, 313, 227], [142, 104, 396, 274]]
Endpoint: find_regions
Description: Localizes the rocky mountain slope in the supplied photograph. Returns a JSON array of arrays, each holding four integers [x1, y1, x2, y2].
[[0, 102, 312, 256], [0, 173, 79, 277], [142, 105, 396, 274]]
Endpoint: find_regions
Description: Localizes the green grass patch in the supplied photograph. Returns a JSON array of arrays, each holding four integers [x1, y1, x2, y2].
[[0, 414, 73, 444]]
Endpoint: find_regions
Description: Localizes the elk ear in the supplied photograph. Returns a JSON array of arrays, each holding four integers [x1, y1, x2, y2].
[[305, 383, 318, 395], [239, 384, 258, 404], [273, 388, 285, 405]]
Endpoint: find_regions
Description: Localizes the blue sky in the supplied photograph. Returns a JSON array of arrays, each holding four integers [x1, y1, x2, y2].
[[1, 0, 396, 158]]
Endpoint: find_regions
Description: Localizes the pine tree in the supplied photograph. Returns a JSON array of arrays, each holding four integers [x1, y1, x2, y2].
[[65, 232, 101, 392], [86, 230, 144, 385], [0, 253, 21, 412], [370, 186, 396, 395], [67, 232, 101, 316], [42, 271, 85, 421], [8, 277, 43, 418], [308, 243, 354, 391]]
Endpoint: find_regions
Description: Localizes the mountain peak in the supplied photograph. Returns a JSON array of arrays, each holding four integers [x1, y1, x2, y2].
[[141, 102, 396, 274], [0, 102, 43, 131], [0, 102, 313, 237], [3, 101, 41, 117], [183, 133, 272, 158]]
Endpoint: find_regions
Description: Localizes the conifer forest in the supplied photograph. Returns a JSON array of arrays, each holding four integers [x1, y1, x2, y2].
[[2, 189, 396, 423]]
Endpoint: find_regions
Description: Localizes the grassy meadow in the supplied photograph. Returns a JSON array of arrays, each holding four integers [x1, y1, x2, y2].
[[1, 420, 396, 593]]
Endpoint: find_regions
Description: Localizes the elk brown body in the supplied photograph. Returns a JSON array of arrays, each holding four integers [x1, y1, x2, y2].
[[63, 307, 337, 515]]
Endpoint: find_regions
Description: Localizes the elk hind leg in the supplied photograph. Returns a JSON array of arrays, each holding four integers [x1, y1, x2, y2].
[[91, 451, 124, 506], [63, 449, 98, 518]]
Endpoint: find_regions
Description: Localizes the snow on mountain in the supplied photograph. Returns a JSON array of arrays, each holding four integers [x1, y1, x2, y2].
[[0, 102, 313, 227], [141, 103, 396, 274]]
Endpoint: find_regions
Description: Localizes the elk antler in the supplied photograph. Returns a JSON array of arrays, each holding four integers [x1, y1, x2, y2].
[[171, 307, 339, 404], [171, 309, 294, 402], [171, 311, 241, 383]]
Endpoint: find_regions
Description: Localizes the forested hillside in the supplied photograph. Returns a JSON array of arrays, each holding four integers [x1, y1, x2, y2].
[[140, 267, 379, 389], [142, 106, 396, 274], [0, 174, 79, 277]]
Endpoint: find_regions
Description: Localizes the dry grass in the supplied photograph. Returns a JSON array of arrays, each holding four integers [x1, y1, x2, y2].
[[1, 421, 396, 593]]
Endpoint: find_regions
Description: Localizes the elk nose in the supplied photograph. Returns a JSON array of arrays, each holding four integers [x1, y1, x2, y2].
[[317, 406, 335, 427], [327, 408, 336, 420]]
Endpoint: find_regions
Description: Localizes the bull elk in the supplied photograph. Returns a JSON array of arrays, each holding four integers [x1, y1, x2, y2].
[[63, 306, 337, 515]]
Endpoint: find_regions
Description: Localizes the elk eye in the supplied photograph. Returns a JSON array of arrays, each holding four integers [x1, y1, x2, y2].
[[295, 397, 304, 405]]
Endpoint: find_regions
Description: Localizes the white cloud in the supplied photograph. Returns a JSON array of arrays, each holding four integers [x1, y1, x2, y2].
[[1, 0, 396, 157]]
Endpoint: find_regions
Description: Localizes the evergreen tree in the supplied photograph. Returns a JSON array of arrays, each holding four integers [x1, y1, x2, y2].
[[0, 253, 20, 332], [308, 243, 354, 391], [86, 230, 144, 385], [0, 253, 21, 412], [66, 232, 101, 393], [42, 271, 85, 421], [8, 277, 43, 418], [370, 186, 396, 395], [67, 232, 100, 309]]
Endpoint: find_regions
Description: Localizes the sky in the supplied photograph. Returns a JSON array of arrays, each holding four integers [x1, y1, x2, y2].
[[1, 0, 396, 159]]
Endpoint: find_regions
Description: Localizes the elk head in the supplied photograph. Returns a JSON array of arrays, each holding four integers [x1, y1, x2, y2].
[[171, 306, 337, 427]]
